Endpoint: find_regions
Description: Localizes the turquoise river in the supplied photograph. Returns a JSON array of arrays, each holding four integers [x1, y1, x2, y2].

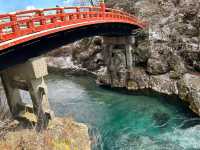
[[45, 73, 200, 150]]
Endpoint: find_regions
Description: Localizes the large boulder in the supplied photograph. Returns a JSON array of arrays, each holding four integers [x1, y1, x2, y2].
[[181, 51, 200, 72], [169, 54, 187, 79], [96, 67, 112, 86], [177, 74, 200, 115], [149, 74, 178, 95], [132, 41, 150, 67], [147, 42, 172, 75], [147, 58, 170, 75], [127, 68, 149, 90]]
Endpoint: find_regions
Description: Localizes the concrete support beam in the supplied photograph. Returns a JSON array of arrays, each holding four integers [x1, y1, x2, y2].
[[126, 44, 133, 70], [103, 36, 135, 71], [1, 57, 53, 130], [1, 73, 23, 116], [103, 36, 135, 45], [102, 36, 135, 87], [27, 77, 52, 129], [12, 80, 28, 91]]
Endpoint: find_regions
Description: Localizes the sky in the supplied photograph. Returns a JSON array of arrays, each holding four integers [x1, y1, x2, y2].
[[0, 0, 92, 13]]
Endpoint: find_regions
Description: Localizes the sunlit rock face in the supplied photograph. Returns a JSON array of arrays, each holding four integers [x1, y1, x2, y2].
[[178, 74, 200, 115], [48, 0, 200, 116], [96, 0, 200, 115], [106, 0, 199, 73], [134, 0, 200, 74], [47, 37, 104, 76]]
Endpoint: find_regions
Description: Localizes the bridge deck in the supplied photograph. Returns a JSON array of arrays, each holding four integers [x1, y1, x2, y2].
[[0, 3, 145, 51]]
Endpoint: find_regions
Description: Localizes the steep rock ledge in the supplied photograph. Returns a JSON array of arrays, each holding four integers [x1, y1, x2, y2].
[[97, 0, 200, 115], [47, 0, 200, 116], [178, 73, 200, 115], [47, 56, 97, 77], [47, 37, 104, 77]]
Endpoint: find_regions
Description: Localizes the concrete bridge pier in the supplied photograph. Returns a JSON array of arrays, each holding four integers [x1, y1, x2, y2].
[[1, 57, 54, 130], [102, 36, 135, 87]]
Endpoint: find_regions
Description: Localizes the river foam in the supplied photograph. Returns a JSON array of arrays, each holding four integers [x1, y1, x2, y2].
[[46, 73, 200, 150]]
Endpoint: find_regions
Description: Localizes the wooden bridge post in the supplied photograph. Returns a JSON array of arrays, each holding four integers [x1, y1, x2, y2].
[[100, 2, 106, 12], [1, 57, 54, 130], [0, 27, 3, 41], [10, 15, 20, 36], [38, 10, 46, 26], [76, 8, 80, 19]]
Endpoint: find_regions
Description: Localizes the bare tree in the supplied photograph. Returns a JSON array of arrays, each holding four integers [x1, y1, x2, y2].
[[88, 0, 94, 6]]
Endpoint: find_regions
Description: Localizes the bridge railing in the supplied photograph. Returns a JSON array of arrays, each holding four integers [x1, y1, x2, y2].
[[0, 4, 145, 43]]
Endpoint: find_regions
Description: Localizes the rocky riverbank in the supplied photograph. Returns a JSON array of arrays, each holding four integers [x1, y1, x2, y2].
[[47, 56, 97, 77], [97, 0, 200, 116], [47, 0, 200, 116], [0, 118, 91, 150], [0, 80, 91, 150]]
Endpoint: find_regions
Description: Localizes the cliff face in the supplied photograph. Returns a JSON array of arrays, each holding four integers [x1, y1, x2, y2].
[[47, 37, 104, 74], [101, 0, 199, 78], [48, 0, 200, 116], [97, 0, 200, 115]]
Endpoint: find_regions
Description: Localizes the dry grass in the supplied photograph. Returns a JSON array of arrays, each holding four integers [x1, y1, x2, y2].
[[0, 80, 91, 150], [0, 118, 91, 150]]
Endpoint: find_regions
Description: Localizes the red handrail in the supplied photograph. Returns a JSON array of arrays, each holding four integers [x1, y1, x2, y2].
[[0, 4, 145, 44]]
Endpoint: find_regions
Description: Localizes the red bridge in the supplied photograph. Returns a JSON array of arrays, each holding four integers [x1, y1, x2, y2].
[[0, 3, 146, 129], [0, 3, 145, 70]]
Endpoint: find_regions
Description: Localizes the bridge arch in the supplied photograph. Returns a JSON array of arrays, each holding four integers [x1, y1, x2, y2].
[[0, 3, 146, 128], [0, 3, 145, 70]]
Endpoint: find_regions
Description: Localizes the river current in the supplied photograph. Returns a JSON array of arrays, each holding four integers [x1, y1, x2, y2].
[[44, 73, 200, 150]]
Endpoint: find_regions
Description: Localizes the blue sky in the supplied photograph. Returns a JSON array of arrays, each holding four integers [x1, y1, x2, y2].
[[0, 0, 91, 13]]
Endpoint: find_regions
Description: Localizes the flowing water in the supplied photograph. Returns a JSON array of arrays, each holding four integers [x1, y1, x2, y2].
[[46, 73, 200, 150]]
